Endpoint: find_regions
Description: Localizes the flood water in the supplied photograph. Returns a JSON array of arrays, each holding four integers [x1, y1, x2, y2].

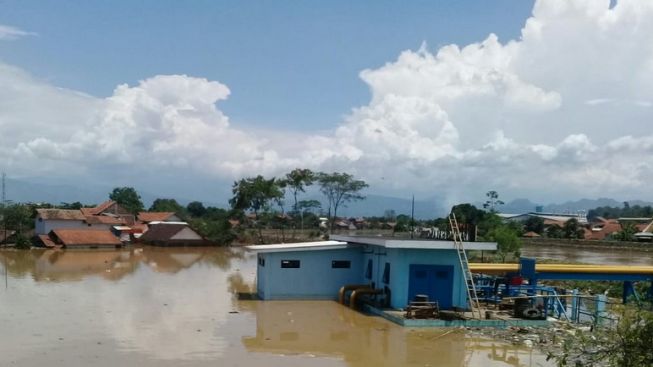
[[0, 247, 550, 367], [521, 244, 653, 266]]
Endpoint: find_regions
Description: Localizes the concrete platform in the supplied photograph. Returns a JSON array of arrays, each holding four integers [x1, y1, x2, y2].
[[363, 304, 550, 328]]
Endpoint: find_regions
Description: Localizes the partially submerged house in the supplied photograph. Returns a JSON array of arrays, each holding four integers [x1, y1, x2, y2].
[[247, 236, 496, 311], [139, 222, 208, 246], [45, 229, 123, 249], [35, 201, 132, 236], [35, 209, 87, 235]]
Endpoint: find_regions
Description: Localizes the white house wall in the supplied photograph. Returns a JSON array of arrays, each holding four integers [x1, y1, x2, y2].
[[35, 219, 87, 235], [170, 227, 203, 241]]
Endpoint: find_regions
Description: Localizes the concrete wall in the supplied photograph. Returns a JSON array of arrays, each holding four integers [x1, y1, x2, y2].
[[257, 248, 364, 300], [35, 219, 87, 235]]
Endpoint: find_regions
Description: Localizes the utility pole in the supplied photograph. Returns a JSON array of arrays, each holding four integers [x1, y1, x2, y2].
[[1, 172, 5, 244], [1, 172, 5, 205], [410, 194, 415, 239]]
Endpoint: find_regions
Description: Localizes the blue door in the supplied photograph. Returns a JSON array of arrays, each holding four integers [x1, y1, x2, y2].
[[408, 264, 454, 309]]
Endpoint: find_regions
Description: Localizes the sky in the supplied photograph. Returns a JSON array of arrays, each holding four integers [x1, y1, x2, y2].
[[1, 0, 653, 206]]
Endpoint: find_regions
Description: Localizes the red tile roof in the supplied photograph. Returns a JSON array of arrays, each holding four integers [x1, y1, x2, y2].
[[38, 235, 58, 248], [36, 209, 86, 221], [80, 207, 95, 216], [138, 212, 176, 222], [51, 229, 122, 247], [92, 200, 117, 214], [585, 220, 622, 240]]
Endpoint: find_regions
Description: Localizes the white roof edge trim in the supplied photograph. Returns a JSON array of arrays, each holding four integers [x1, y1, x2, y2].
[[245, 240, 349, 253], [330, 235, 497, 251]]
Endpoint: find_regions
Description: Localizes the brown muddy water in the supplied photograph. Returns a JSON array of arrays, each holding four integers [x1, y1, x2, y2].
[[521, 243, 653, 266], [0, 247, 551, 367]]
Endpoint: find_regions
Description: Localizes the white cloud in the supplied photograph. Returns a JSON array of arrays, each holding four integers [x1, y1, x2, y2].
[[2, 0, 653, 204], [0, 24, 36, 40]]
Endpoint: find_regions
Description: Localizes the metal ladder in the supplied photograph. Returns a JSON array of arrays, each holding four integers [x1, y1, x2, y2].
[[449, 213, 482, 319]]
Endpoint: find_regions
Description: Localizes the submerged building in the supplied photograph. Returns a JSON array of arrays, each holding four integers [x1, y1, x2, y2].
[[246, 235, 496, 311]]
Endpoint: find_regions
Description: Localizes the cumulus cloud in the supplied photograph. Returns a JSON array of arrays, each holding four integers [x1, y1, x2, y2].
[[0, 24, 36, 40], [2, 0, 653, 203]]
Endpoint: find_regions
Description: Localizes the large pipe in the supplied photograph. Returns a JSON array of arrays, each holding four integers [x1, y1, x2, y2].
[[338, 284, 371, 304], [350, 288, 383, 309], [469, 263, 653, 275]]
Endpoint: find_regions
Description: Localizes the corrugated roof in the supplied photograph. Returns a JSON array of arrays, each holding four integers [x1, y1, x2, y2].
[[36, 209, 86, 221], [51, 229, 122, 247], [138, 212, 176, 222]]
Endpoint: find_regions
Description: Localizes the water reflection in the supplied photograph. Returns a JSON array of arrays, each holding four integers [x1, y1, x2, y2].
[[0, 247, 549, 367], [240, 301, 548, 367], [0, 246, 247, 282]]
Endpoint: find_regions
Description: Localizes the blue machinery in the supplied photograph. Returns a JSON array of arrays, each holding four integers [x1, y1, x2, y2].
[[471, 258, 653, 323]]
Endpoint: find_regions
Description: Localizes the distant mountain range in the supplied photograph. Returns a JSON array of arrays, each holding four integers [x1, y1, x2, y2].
[[2, 177, 651, 219], [2, 177, 213, 208]]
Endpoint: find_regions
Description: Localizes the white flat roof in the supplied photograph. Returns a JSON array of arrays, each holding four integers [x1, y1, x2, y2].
[[245, 240, 349, 253], [331, 235, 497, 251]]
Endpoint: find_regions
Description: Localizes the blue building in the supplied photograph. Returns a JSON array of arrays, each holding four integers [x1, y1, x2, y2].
[[247, 235, 496, 310]]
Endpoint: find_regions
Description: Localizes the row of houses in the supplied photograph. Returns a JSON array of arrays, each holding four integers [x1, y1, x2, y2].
[[34, 200, 208, 248], [499, 212, 653, 241]]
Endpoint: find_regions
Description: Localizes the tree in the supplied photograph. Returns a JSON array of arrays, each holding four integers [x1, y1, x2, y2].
[[452, 203, 490, 241], [547, 224, 564, 238], [109, 187, 144, 214], [614, 222, 637, 241], [483, 190, 505, 213], [297, 199, 321, 215], [488, 226, 521, 262], [59, 201, 83, 210], [284, 168, 315, 215], [3, 203, 33, 249], [316, 172, 368, 231], [551, 306, 653, 367], [524, 216, 545, 234], [190, 217, 235, 246], [229, 175, 283, 243], [149, 198, 184, 213], [187, 201, 207, 218], [563, 218, 585, 239]]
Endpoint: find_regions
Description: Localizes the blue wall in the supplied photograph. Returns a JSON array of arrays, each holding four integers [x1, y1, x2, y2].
[[386, 248, 466, 309], [257, 246, 467, 310], [357, 246, 466, 309], [257, 248, 364, 300]]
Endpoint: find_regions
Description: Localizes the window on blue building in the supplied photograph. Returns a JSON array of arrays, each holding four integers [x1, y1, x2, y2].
[[365, 259, 373, 279], [281, 260, 300, 268], [258, 256, 265, 267], [382, 263, 390, 284], [332, 260, 351, 269]]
